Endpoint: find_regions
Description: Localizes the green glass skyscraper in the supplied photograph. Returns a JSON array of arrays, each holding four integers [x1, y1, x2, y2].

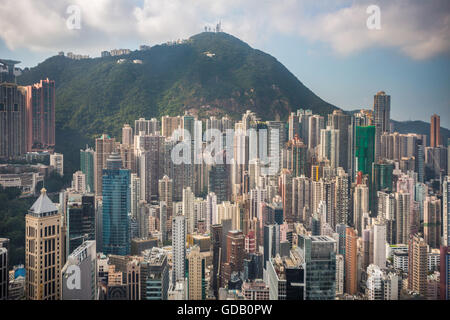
[[80, 147, 95, 193], [355, 126, 375, 175], [102, 152, 130, 256]]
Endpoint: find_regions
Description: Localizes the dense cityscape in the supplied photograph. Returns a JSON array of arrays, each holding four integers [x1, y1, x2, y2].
[[0, 54, 448, 302]]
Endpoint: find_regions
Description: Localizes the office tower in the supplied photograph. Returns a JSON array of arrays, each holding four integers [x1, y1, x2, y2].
[[94, 134, 115, 196], [414, 137, 425, 182], [72, 171, 86, 193], [0, 61, 27, 159], [80, 147, 95, 193], [279, 169, 293, 222], [335, 168, 349, 225], [172, 215, 186, 282], [288, 112, 300, 141], [319, 126, 340, 169], [0, 245, 6, 300], [25, 78, 55, 151], [373, 221, 386, 268], [440, 246, 450, 300], [355, 125, 376, 175], [208, 162, 229, 203], [61, 240, 96, 300], [444, 177, 450, 246], [424, 196, 441, 248], [161, 115, 182, 138], [308, 115, 325, 151], [102, 153, 131, 256], [284, 137, 308, 176], [266, 201, 284, 226], [266, 248, 306, 300], [430, 114, 441, 147], [140, 247, 169, 300], [210, 224, 222, 298], [345, 227, 358, 295], [223, 230, 245, 283], [395, 192, 410, 244], [354, 184, 369, 235], [182, 187, 195, 234], [263, 224, 280, 269], [136, 201, 149, 239], [329, 109, 351, 171], [66, 194, 95, 256], [298, 234, 336, 300], [186, 246, 206, 300], [139, 134, 165, 202], [50, 153, 64, 176], [408, 234, 428, 296], [25, 188, 62, 300], [373, 91, 391, 161]]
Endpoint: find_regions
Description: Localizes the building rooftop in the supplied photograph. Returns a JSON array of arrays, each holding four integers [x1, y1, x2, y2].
[[28, 188, 58, 216]]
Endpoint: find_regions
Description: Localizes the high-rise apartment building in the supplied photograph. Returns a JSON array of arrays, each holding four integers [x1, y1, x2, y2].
[[26, 78, 55, 151], [408, 234, 428, 296], [0, 59, 27, 159], [172, 215, 186, 282], [424, 196, 441, 248], [94, 134, 116, 196], [345, 227, 358, 295]]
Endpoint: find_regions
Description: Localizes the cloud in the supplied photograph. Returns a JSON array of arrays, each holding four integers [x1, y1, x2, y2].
[[0, 0, 448, 60]]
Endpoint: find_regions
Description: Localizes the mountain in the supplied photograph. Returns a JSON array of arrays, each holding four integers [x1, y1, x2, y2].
[[18, 32, 337, 139]]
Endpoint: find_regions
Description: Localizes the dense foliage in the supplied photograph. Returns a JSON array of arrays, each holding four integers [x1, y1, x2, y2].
[[0, 187, 37, 266]]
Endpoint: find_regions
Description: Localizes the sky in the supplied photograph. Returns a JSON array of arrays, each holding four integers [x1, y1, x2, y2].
[[0, 0, 449, 128]]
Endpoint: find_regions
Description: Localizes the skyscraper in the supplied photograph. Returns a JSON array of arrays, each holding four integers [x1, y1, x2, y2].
[[408, 234, 428, 296], [0, 61, 27, 159], [355, 126, 376, 175], [328, 109, 351, 171], [61, 240, 97, 300], [26, 78, 55, 151], [373, 91, 391, 161], [186, 246, 206, 300], [424, 196, 441, 248], [172, 215, 186, 282], [345, 227, 358, 295], [80, 147, 95, 193], [25, 188, 62, 300], [444, 177, 450, 246], [102, 153, 131, 256], [430, 114, 441, 148], [94, 134, 115, 196], [298, 235, 337, 300], [319, 126, 340, 169]]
